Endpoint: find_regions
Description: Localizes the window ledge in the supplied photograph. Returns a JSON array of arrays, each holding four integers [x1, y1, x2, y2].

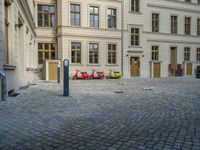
[[149, 60, 163, 63], [70, 64, 84, 66], [128, 11, 142, 15], [183, 61, 194, 63], [128, 46, 142, 48], [3, 64, 16, 71], [86, 64, 101, 66], [105, 64, 118, 66]]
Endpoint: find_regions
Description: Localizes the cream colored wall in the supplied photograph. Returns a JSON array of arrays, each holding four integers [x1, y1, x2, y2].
[[0, 0, 4, 71], [123, 0, 200, 78], [3, 0, 36, 92], [57, 0, 122, 76]]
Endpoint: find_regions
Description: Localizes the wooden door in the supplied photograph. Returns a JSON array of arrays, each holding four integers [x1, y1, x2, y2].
[[186, 63, 192, 76], [131, 57, 140, 77], [49, 62, 58, 80], [154, 63, 161, 78], [170, 47, 177, 76]]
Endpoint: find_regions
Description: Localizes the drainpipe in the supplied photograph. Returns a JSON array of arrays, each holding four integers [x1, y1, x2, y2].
[[121, 0, 124, 77]]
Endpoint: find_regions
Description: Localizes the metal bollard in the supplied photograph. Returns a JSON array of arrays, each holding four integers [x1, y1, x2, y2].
[[63, 59, 69, 96], [57, 63, 61, 83], [0, 71, 7, 101]]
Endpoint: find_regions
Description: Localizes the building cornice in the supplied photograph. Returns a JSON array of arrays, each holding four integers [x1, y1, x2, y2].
[[17, 0, 36, 36], [147, 39, 200, 45], [159, 0, 200, 7], [147, 3, 200, 13]]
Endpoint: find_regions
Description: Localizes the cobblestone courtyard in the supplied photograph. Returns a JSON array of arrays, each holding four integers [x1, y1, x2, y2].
[[0, 78, 200, 150]]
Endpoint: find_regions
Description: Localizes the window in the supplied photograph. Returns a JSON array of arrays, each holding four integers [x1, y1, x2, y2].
[[197, 19, 200, 36], [131, 0, 140, 12], [70, 4, 80, 26], [89, 43, 98, 64], [131, 28, 140, 46], [71, 42, 81, 64], [184, 47, 190, 61], [185, 17, 191, 35], [38, 43, 56, 64], [37, 5, 55, 27], [197, 48, 200, 61], [198, 0, 200, 4], [108, 8, 116, 29], [4, 1, 10, 63], [108, 44, 116, 64], [185, 0, 191, 3], [171, 16, 178, 34], [152, 13, 159, 32], [90, 6, 99, 28], [152, 46, 159, 61]]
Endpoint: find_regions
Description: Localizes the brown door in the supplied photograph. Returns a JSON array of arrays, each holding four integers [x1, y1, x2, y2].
[[170, 47, 177, 76], [130, 57, 140, 77], [49, 62, 58, 80], [154, 63, 161, 78], [186, 63, 192, 76]]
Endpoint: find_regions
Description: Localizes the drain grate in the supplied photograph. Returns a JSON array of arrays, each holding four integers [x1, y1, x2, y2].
[[9, 93, 20, 97], [114, 91, 124, 94]]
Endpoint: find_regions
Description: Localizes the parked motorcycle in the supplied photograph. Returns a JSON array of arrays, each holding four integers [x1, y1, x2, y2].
[[72, 70, 90, 80], [89, 70, 104, 79]]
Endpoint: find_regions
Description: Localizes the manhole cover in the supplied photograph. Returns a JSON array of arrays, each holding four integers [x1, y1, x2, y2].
[[114, 91, 124, 93]]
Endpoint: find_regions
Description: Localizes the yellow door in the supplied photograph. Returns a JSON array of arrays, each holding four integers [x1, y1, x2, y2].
[[131, 57, 140, 77], [154, 63, 161, 78], [186, 63, 192, 76], [49, 62, 58, 80], [170, 47, 177, 76]]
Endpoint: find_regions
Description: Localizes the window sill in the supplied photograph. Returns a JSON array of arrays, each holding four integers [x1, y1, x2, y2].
[[105, 64, 118, 66], [149, 60, 163, 63], [128, 46, 142, 48], [86, 64, 101, 66], [3, 64, 16, 71], [36, 27, 57, 29], [128, 11, 142, 15], [70, 64, 83, 66]]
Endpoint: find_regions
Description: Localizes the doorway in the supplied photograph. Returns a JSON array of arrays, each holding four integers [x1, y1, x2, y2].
[[130, 57, 140, 77], [170, 47, 177, 76]]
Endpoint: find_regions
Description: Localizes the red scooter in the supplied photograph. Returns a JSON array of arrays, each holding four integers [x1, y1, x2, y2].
[[72, 70, 90, 80], [89, 70, 105, 80]]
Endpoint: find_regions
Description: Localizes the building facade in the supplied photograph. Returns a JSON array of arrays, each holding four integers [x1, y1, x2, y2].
[[1, 0, 200, 93], [0, 0, 36, 93], [123, 0, 200, 78]]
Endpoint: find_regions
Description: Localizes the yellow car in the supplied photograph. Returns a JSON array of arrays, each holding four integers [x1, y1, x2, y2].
[[106, 69, 122, 79]]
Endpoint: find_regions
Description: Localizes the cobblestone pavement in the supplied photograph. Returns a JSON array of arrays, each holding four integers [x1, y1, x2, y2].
[[0, 78, 200, 150]]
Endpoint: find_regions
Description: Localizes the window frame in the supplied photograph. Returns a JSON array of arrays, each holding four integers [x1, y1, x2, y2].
[[108, 44, 117, 64], [89, 43, 99, 64], [70, 3, 81, 26], [71, 42, 81, 64]]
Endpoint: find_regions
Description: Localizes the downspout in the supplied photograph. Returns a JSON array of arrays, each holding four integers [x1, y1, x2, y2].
[[121, 0, 124, 77]]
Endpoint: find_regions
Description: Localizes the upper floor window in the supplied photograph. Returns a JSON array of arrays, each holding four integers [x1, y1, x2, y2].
[[38, 43, 56, 64], [70, 4, 80, 26], [184, 47, 190, 61], [197, 19, 200, 36], [108, 8, 116, 29], [152, 46, 159, 61], [152, 13, 159, 32], [108, 44, 117, 64], [171, 16, 178, 34], [71, 42, 81, 64], [90, 6, 99, 28], [38, 5, 55, 27], [131, 0, 140, 12], [197, 48, 200, 61], [131, 28, 140, 46], [185, 17, 191, 35]]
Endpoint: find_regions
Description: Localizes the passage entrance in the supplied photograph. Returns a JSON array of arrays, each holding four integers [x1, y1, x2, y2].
[[49, 62, 58, 80], [130, 57, 140, 77]]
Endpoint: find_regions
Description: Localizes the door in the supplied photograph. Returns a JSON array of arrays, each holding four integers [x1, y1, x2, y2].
[[154, 63, 161, 78], [186, 63, 192, 76], [170, 47, 177, 76], [49, 62, 58, 80], [130, 57, 140, 77]]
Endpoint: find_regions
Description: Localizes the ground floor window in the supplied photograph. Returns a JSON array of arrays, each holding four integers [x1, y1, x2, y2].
[[38, 43, 56, 64], [152, 46, 159, 61], [89, 43, 99, 64], [108, 44, 116, 64], [71, 42, 81, 64], [197, 48, 200, 61], [184, 47, 190, 61]]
